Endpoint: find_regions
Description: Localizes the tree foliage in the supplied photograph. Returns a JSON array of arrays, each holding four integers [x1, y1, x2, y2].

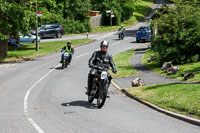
[[0, 0, 139, 57], [150, 0, 200, 64], [0, 0, 31, 39]]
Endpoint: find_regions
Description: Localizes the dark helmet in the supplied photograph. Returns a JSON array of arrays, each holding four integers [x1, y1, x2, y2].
[[100, 40, 109, 48], [67, 40, 71, 44]]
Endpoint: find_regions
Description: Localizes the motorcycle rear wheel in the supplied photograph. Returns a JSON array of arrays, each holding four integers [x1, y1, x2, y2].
[[97, 84, 108, 108]]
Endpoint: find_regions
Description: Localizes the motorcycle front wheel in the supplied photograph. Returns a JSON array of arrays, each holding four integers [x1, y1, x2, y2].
[[119, 35, 121, 40], [88, 95, 94, 103], [62, 59, 65, 69], [97, 83, 108, 109], [65, 59, 68, 68]]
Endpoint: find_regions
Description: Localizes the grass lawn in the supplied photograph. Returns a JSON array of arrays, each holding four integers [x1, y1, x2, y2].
[[111, 49, 137, 78], [142, 50, 200, 82], [125, 83, 200, 119], [0, 39, 93, 62]]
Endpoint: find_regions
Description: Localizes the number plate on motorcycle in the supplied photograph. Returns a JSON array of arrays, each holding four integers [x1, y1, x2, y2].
[[64, 52, 69, 56], [101, 71, 107, 79]]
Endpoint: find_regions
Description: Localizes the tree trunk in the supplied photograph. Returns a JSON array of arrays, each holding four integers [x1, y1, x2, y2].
[[0, 40, 8, 57]]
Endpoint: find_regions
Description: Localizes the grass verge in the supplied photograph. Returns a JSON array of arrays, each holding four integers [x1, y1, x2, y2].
[[0, 39, 93, 62], [125, 83, 200, 119], [142, 49, 200, 82], [112, 47, 200, 119], [111, 49, 137, 78]]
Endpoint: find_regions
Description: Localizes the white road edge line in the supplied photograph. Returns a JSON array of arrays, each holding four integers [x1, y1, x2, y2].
[[24, 64, 61, 133], [75, 53, 89, 59], [124, 37, 131, 41], [111, 37, 132, 46], [0, 63, 18, 68], [111, 42, 120, 46], [5, 64, 18, 68], [0, 64, 10, 68]]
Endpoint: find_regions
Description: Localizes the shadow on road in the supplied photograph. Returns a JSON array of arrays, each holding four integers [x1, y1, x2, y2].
[[113, 30, 137, 37], [134, 47, 149, 52], [124, 30, 137, 37], [61, 100, 96, 109], [112, 38, 120, 41], [130, 41, 137, 43], [55, 66, 63, 70]]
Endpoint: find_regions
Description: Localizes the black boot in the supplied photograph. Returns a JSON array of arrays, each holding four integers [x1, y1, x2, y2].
[[85, 89, 89, 95], [85, 87, 91, 95]]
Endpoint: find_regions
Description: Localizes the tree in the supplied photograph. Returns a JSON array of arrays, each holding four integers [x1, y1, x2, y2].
[[120, 0, 138, 21], [0, 0, 33, 57], [150, 0, 200, 64]]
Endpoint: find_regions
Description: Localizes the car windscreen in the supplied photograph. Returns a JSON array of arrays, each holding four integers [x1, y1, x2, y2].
[[139, 27, 150, 31], [40, 25, 46, 30]]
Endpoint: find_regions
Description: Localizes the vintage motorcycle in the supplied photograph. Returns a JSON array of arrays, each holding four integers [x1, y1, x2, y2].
[[87, 64, 111, 108], [61, 51, 70, 69], [118, 30, 124, 40]]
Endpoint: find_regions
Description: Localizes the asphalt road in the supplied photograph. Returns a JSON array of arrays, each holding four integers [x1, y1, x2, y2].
[[0, 21, 200, 133], [1, 0, 200, 132]]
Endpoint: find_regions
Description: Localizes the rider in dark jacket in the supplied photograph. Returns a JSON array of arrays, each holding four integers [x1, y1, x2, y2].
[[86, 40, 117, 95]]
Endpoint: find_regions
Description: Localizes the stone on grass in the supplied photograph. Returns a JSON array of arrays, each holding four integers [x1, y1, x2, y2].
[[167, 66, 179, 75], [131, 77, 145, 87], [182, 72, 195, 81], [161, 62, 173, 70]]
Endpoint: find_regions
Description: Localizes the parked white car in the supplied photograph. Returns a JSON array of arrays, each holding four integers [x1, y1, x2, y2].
[[20, 34, 40, 44]]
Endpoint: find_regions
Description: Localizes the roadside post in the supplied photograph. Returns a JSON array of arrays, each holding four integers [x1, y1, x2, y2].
[[111, 14, 114, 26], [87, 32, 89, 39], [36, 2, 42, 51]]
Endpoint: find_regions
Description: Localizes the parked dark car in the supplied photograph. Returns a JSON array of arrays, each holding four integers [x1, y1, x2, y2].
[[30, 24, 65, 39], [136, 26, 151, 43]]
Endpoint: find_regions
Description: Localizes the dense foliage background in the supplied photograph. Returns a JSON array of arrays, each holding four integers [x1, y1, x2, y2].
[[0, 0, 139, 57], [0, 0, 139, 39], [150, 0, 200, 64]]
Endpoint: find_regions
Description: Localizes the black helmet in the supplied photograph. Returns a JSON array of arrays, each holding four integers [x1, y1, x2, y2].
[[100, 40, 109, 48]]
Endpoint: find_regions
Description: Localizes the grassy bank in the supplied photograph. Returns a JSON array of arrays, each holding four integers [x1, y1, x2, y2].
[[142, 50, 200, 82], [111, 49, 137, 78], [90, 0, 154, 33], [0, 39, 93, 62], [125, 83, 200, 119], [113, 48, 200, 119]]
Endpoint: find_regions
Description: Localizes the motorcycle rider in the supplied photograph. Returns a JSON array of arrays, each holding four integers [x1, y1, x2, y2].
[[118, 25, 125, 39], [60, 40, 74, 64], [86, 40, 117, 95]]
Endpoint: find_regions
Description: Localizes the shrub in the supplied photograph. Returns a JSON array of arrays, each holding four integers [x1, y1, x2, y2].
[[150, 1, 200, 64]]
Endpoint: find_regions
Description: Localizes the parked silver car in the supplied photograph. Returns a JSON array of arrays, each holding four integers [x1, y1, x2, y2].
[[20, 34, 40, 44]]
